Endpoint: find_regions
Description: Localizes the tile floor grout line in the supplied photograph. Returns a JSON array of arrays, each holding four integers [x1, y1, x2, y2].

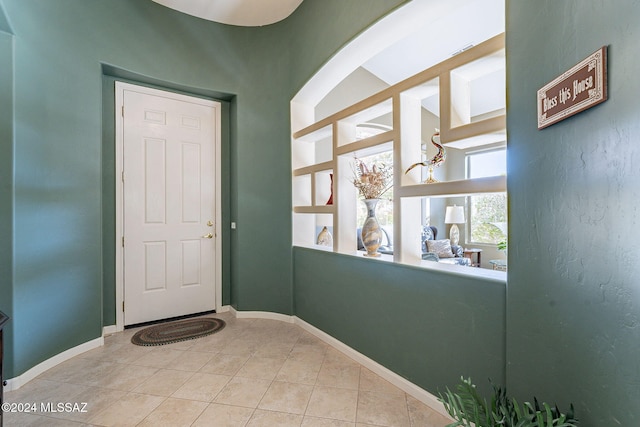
[[4, 313, 450, 427]]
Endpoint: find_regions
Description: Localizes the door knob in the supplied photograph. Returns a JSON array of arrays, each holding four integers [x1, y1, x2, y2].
[[202, 233, 213, 239], [207, 221, 214, 227]]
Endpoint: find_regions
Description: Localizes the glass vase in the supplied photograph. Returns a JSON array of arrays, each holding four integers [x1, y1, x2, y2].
[[361, 198, 382, 257]]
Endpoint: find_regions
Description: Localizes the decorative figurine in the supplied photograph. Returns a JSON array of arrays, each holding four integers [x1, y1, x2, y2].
[[404, 129, 446, 183], [316, 226, 333, 247]]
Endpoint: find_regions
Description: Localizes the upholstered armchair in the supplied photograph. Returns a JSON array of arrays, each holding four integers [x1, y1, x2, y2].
[[355, 226, 470, 265], [421, 226, 470, 266]]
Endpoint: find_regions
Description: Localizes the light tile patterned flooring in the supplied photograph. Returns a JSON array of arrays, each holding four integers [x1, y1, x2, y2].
[[5, 312, 452, 426]]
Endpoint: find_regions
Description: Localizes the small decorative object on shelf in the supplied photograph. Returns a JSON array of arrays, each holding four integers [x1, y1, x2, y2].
[[316, 226, 333, 247], [361, 198, 382, 257], [352, 157, 392, 257], [352, 157, 393, 200], [404, 129, 446, 184], [326, 173, 333, 205]]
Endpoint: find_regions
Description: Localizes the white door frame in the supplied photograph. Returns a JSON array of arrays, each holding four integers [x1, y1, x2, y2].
[[114, 81, 223, 331]]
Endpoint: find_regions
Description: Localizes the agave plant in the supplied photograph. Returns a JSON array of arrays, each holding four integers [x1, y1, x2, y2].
[[439, 377, 578, 427]]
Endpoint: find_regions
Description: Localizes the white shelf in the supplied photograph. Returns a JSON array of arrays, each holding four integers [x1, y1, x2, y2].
[[292, 33, 506, 266], [397, 176, 506, 198], [293, 161, 334, 176], [293, 206, 335, 214], [335, 131, 395, 156]]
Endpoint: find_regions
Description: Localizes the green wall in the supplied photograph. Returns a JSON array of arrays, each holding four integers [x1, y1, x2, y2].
[[0, 0, 295, 377], [0, 8, 13, 377], [294, 248, 506, 395], [506, 1, 640, 425], [286, 0, 506, 400], [289, 0, 640, 423], [286, 0, 406, 94], [0, 0, 406, 379], [8, 2, 637, 424]]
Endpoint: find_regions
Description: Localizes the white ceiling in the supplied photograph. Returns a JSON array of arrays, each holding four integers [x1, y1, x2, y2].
[[362, 0, 505, 119], [152, 0, 304, 26], [155, 0, 505, 119], [362, 0, 504, 86]]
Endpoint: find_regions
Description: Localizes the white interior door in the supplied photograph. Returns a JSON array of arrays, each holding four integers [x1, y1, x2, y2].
[[118, 83, 220, 326]]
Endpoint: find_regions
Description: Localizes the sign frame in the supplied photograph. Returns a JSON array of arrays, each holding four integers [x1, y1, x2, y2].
[[537, 46, 607, 130]]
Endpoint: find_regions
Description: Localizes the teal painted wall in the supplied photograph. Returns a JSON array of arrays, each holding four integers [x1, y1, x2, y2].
[[0, 21, 14, 376], [285, 0, 406, 94], [2, 0, 635, 422], [0, 1, 10, 34], [294, 248, 506, 395], [287, 0, 506, 399], [290, 1, 640, 422], [0, 0, 296, 377], [7, 0, 104, 376], [1, 0, 407, 379], [507, 1, 640, 425]]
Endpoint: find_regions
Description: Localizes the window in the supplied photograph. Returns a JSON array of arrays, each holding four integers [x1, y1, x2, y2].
[[466, 148, 507, 244], [291, 33, 507, 275]]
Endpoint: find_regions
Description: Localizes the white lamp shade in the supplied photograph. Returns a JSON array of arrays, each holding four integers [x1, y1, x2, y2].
[[445, 205, 465, 224]]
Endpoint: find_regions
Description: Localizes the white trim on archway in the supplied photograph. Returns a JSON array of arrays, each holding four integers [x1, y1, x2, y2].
[[291, 0, 472, 111]]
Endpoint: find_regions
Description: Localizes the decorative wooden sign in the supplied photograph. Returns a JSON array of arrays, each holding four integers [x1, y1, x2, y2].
[[537, 46, 607, 129]]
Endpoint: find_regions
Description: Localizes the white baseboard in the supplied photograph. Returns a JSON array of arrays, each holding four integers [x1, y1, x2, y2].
[[4, 307, 448, 418], [216, 305, 231, 313], [293, 316, 449, 418], [227, 308, 448, 418], [102, 325, 118, 336], [229, 306, 295, 323], [4, 336, 104, 392]]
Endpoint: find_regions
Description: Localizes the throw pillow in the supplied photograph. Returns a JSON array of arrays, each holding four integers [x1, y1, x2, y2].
[[421, 226, 434, 252], [426, 239, 454, 258]]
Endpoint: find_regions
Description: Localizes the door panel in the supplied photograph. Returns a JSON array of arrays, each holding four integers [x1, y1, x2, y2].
[[122, 88, 218, 326]]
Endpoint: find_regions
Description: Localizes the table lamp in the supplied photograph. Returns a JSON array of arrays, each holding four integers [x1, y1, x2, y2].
[[445, 205, 465, 246]]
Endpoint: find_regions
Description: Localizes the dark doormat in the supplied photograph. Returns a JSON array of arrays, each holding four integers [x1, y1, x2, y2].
[[131, 317, 226, 346]]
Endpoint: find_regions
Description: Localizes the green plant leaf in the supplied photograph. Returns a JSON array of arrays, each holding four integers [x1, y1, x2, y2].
[[545, 403, 554, 427], [439, 377, 579, 427]]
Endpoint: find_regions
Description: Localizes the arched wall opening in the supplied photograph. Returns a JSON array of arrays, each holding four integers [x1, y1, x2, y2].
[[289, 0, 508, 406], [291, 0, 505, 127]]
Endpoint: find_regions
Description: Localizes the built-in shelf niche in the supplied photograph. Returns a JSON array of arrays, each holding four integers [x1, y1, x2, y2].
[[292, 124, 332, 170], [292, 33, 506, 268], [439, 35, 506, 148], [293, 213, 335, 249]]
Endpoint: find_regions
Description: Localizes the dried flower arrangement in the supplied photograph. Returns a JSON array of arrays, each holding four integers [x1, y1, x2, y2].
[[351, 156, 393, 200]]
